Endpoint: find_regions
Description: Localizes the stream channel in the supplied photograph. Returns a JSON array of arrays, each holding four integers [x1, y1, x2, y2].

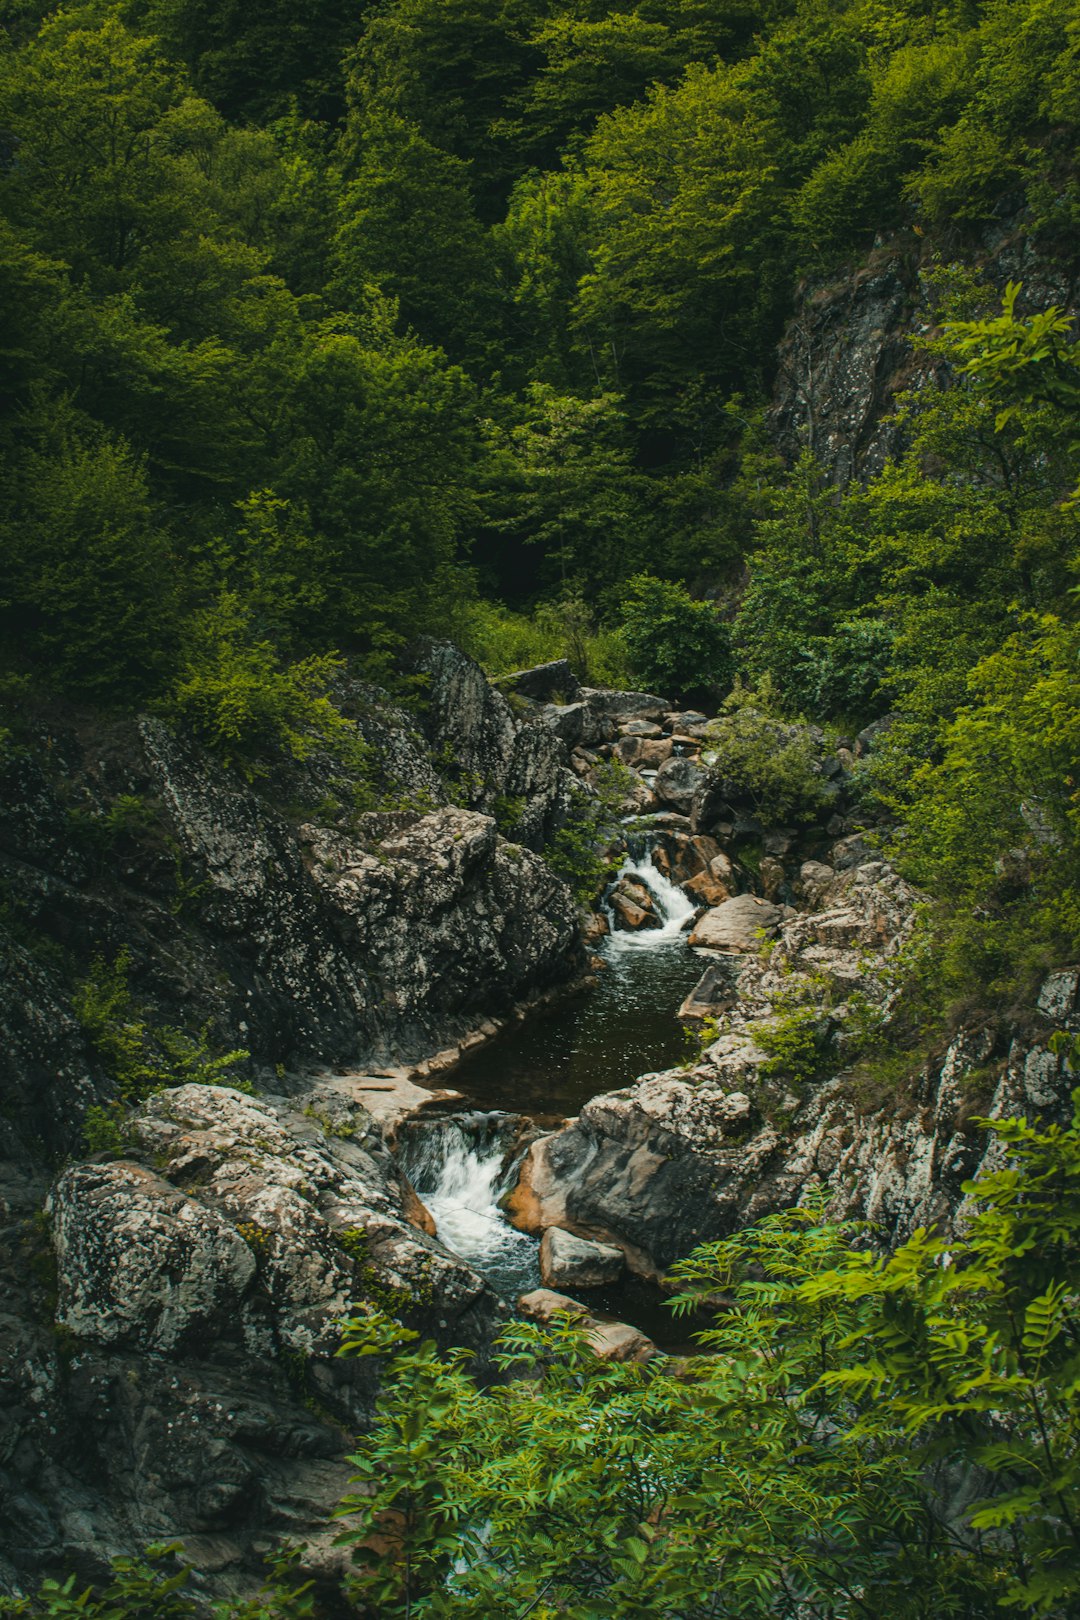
[[396, 844, 708, 1347]]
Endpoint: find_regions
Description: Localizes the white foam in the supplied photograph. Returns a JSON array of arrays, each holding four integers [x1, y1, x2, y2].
[[603, 849, 697, 954]]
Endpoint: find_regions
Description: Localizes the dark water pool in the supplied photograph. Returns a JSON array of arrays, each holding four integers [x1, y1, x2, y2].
[[449, 935, 706, 1120]]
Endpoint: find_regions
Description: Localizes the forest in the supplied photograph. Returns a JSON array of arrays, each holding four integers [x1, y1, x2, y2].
[[2, 0, 1080, 1610]]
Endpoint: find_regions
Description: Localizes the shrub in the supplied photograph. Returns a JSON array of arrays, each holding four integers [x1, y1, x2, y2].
[[702, 680, 833, 824], [165, 593, 367, 778], [615, 573, 733, 700]]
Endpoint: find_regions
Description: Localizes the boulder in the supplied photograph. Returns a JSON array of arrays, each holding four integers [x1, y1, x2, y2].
[[759, 856, 787, 902], [517, 1288, 589, 1324], [516, 1290, 658, 1362], [650, 832, 723, 887], [620, 720, 664, 738], [689, 895, 781, 952], [580, 687, 670, 722], [503, 660, 581, 704], [678, 963, 738, 1024], [609, 875, 661, 932], [539, 1227, 624, 1287], [685, 860, 737, 907], [586, 1320, 660, 1363], [616, 735, 674, 769], [654, 757, 709, 814]]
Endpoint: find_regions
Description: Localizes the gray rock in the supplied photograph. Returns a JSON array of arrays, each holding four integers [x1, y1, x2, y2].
[[539, 1227, 624, 1288], [689, 895, 781, 952], [654, 757, 709, 814], [580, 687, 670, 721], [503, 660, 582, 704]]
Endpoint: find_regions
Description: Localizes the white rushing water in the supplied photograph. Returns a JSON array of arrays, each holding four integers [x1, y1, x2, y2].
[[402, 1115, 541, 1298], [602, 847, 697, 953]]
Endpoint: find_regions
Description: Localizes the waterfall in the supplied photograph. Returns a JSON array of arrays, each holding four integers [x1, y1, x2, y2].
[[399, 1113, 541, 1298], [603, 845, 697, 953]]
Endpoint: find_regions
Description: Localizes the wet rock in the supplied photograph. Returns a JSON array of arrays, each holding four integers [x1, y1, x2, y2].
[[516, 1290, 658, 1362], [586, 1320, 659, 1363], [609, 876, 661, 933], [678, 963, 738, 1025], [540, 1227, 624, 1288], [503, 660, 581, 704], [654, 757, 709, 815], [689, 895, 781, 952]]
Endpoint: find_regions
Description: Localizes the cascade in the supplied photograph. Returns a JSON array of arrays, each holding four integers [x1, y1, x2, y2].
[[602, 844, 697, 952], [398, 1113, 541, 1298]]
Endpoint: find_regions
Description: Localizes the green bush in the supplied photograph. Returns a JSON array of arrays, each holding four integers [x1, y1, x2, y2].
[[614, 573, 733, 700], [165, 593, 372, 779], [702, 680, 832, 825]]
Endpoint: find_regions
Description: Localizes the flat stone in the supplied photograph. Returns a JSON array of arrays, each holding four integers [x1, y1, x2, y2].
[[620, 720, 664, 738], [689, 894, 781, 952], [540, 1226, 624, 1288], [580, 687, 670, 721]]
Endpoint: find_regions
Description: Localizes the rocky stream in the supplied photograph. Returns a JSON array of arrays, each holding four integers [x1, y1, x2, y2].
[[1, 644, 1078, 1605]]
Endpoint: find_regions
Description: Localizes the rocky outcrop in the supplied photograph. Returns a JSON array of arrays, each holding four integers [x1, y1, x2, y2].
[[0, 1081, 504, 1599], [509, 848, 1080, 1275], [769, 222, 1079, 485], [410, 640, 577, 850]]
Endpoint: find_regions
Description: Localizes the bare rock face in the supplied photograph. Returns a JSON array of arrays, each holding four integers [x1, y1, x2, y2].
[[410, 639, 577, 851], [11, 1083, 505, 1598], [539, 1227, 624, 1288], [301, 808, 581, 1055]]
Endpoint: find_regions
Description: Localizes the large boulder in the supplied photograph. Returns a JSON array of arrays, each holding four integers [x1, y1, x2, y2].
[[302, 808, 582, 1057], [539, 1227, 624, 1288], [8, 1082, 505, 1601], [503, 660, 582, 704], [689, 895, 781, 952], [580, 687, 670, 722]]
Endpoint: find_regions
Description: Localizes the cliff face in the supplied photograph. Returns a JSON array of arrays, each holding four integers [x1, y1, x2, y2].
[[0, 642, 583, 1169], [769, 220, 1080, 484]]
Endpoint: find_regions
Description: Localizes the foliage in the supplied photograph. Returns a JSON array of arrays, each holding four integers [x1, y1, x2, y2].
[[702, 680, 833, 824], [454, 595, 632, 688], [614, 572, 733, 700], [74, 947, 249, 1112], [165, 592, 371, 777], [329, 1090, 1080, 1616], [546, 759, 636, 902], [0, 1542, 314, 1618]]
